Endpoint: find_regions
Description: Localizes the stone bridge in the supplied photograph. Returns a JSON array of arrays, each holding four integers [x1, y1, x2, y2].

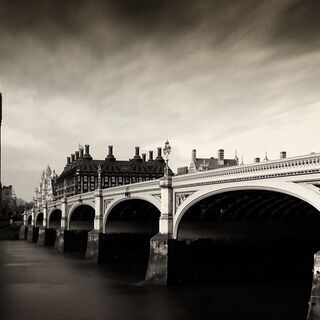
[[21, 152, 320, 319]]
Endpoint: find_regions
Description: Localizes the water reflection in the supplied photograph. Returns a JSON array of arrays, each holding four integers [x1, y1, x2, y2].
[[0, 241, 311, 320]]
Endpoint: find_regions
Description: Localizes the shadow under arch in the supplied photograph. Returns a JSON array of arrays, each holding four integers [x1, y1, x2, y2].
[[102, 198, 160, 279], [35, 212, 43, 227], [48, 209, 62, 229], [171, 188, 320, 317], [63, 204, 95, 254]]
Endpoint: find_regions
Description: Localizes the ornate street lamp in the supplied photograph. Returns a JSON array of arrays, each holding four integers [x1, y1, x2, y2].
[[97, 163, 102, 189], [163, 140, 171, 177]]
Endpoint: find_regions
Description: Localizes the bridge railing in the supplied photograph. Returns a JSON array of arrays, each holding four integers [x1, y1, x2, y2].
[[173, 153, 320, 185]]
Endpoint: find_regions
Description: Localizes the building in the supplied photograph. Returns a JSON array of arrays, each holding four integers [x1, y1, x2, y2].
[[1, 185, 17, 219], [178, 148, 239, 175], [34, 165, 58, 206], [53, 145, 171, 199]]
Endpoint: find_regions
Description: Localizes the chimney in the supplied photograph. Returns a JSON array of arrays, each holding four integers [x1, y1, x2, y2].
[[280, 151, 287, 159], [71, 154, 75, 162], [148, 150, 153, 161], [192, 149, 196, 162], [105, 145, 115, 160], [142, 153, 146, 161], [133, 146, 142, 160], [218, 149, 224, 164], [254, 157, 260, 163], [79, 148, 84, 158], [156, 147, 163, 161], [67, 156, 71, 165], [83, 144, 93, 160], [75, 151, 79, 159]]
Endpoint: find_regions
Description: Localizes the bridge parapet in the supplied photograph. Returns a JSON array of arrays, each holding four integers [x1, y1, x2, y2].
[[172, 153, 320, 187]]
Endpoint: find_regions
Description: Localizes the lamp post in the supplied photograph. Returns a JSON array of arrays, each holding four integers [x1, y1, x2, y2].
[[163, 140, 171, 177], [97, 163, 102, 189]]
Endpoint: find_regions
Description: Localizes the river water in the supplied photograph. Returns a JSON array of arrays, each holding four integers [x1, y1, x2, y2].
[[0, 241, 311, 320]]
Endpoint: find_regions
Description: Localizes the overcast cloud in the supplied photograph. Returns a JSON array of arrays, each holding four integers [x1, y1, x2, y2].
[[1, 0, 320, 200]]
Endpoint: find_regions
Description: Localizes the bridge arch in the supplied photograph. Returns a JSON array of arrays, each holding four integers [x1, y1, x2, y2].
[[48, 209, 62, 229], [67, 201, 95, 231], [35, 212, 43, 227], [173, 181, 320, 238], [27, 214, 32, 226], [103, 195, 160, 233]]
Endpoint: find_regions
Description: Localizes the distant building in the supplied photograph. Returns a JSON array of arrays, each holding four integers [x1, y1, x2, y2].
[[34, 165, 58, 206], [53, 145, 172, 199], [178, 148, 239, 175], [1, 185, 16, 219]]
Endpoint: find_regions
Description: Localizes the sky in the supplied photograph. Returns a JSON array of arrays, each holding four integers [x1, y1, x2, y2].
[[1, 0, 320, 201]]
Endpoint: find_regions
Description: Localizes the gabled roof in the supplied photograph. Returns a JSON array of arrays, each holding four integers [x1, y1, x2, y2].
[[56, 157, 172, 183], [193, 157, 238, 171]]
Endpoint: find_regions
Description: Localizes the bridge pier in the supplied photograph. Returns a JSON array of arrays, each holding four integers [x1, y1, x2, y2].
[[145, 176, 176, 285], [19, 225, 28, 240], [145, 233, 178, 285], [27, 226, 39, 243], [308, 251, 320, 320], [37, 227, 57, 246]]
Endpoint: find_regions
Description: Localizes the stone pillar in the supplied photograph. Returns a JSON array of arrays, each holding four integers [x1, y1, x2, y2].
[[19, 210, 28, 240], [86, 188, 104, 262], [61, 197, 68, 229], [38, 204, 48, 246], [308, 251, 320, 319], [27, 209, 37, 242], [23, 211, 27, 226], [145, 176, 176, 285], [159, 176, 173, 234], [55, 197, 69, 252]]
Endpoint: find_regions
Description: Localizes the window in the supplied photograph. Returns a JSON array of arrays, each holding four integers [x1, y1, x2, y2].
[[91, 176, 95, 183], [118, 176, 123, 185], [111, 176, 116, 183], [131, 177, 136, 183], [83, 176, 88, 182]]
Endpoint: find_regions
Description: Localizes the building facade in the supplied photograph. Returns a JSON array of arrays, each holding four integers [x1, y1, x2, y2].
[[177, 148, 239, 175], [53, 145, 171, 199]]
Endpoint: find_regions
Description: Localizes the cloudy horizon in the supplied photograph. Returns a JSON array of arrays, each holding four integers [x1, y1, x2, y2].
[[1, 0, 320, 201]]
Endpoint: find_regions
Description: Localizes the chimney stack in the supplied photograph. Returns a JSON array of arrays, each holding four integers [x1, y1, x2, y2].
[[156, 147, 163, 161], [192, 149, 196, 162], [142, 153, 146, 161], [85, 144, 90, 155], [71, 154, 75, 162], [133, 146, 141, 160], [67, 156, 71, 165], [83, 144, 93, 160], [75, 151, 79, 159], [148, 150, 153, 161], [254, 157, 260, 163], [79, 147, 84, 158], [218, 149, 224, 164], [280, 151, 287, 159], [105, 145, 115, 160]]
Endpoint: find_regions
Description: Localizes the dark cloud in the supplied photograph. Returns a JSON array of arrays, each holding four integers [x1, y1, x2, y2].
[[1, 0, 320, 200], [273, 0, 320, 46]]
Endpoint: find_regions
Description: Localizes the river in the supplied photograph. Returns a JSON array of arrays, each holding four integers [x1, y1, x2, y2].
[[0, 241, 311, 320]]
